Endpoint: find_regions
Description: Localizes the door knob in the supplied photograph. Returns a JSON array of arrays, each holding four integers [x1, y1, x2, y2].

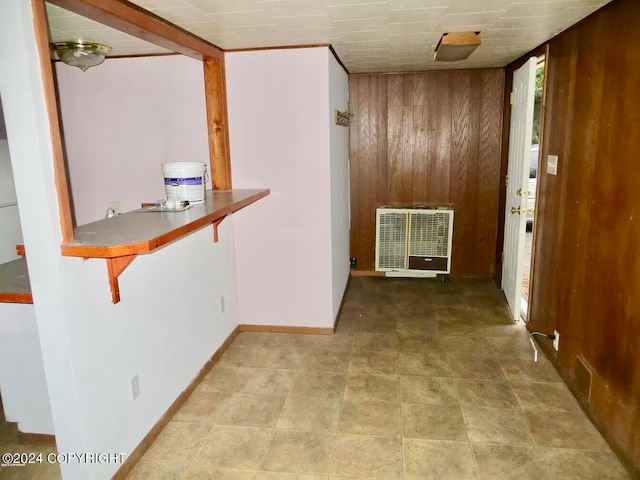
[[511, 207, 535, 215]]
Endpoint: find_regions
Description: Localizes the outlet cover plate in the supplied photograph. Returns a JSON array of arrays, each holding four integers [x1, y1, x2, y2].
[[547, 155, 558, 175]]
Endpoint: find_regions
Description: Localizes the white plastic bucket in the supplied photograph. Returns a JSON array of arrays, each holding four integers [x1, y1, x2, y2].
[[162, 162, 206, 203]]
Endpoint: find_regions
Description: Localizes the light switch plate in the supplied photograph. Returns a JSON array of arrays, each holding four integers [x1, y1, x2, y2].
[[547, 155, 558, 175]]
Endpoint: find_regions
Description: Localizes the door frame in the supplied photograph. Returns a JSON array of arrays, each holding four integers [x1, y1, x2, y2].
[[524, 49, 550, 321], [494, 44, 549, 320]]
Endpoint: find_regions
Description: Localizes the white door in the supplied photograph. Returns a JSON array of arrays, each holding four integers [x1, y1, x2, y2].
[[502, 57, 537, 321]]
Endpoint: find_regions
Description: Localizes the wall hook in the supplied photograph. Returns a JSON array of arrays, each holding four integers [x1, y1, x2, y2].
[[335, 110, 353, 126]]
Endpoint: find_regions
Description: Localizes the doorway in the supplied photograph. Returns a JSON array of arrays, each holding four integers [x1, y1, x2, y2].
[[521, 56, 545, 321], [501, 56, 536, 321]]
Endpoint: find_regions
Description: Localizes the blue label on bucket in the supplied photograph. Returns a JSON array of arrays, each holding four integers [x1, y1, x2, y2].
[[164, 177, 203, 186]]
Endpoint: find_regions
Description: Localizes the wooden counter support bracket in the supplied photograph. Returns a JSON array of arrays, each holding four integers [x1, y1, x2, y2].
[[213, 218, 224, 243], [107, 255, 136, 304]]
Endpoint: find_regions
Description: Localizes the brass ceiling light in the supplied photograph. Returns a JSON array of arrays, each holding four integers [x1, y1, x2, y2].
[[50, 40, 112, 72], [434, 32, 481, 62]]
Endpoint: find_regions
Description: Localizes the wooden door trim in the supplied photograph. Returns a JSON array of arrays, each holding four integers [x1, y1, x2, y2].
[[527, 44, 550, 326]]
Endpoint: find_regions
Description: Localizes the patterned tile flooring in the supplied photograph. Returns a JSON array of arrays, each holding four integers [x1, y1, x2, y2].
[[128, 277, 630, 479], [0, 398, 59, 479], [0, 277, 630, 479]]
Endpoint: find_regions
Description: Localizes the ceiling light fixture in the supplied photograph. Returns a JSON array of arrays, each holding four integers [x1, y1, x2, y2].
[[434, 32, 481, 62], [50, 40, 112, 72]]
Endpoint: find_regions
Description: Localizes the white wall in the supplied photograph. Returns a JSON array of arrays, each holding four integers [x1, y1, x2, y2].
[[0, 94, 42, 435], [55, 56, 209, 225], [0, 303, 54, 434], [328, 54, 350, 318], [0, 140, 17, 204], [0, 4, 240, 478], [0, 97, 6, 138], [227, 47, 337, 328], [0, 139, 24, 263]]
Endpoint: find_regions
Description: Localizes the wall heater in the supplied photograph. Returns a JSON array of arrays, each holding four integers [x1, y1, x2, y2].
[[375, 207, 454, 278]]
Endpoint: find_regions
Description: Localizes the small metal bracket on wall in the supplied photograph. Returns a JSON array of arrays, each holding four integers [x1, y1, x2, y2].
[[335, 110, 353, 126]]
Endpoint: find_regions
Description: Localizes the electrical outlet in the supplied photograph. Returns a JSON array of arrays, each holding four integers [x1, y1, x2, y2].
[[553, 330, 560, 351], [219, 295, 225, 314], [350, 257, 357, 268], [130, 375, 140, 401], [110, 201, 122, 215]]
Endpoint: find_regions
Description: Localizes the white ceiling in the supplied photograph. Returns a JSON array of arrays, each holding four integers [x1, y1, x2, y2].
[[47, 0, 612, 72]]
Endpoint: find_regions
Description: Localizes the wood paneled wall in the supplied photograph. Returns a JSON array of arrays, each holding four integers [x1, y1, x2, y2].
[[506, 0, 640, 475], [349, 70, 504, 275]]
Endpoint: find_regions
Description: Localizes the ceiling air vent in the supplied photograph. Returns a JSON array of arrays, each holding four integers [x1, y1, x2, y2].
[[434, 32, 481, 62]]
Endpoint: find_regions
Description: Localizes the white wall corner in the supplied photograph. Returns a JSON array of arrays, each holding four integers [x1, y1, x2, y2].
[[328, 50, 351, 320], [1, 4, 241, 479], [228, 47, 337, 328], [0, 1, 88, 478]]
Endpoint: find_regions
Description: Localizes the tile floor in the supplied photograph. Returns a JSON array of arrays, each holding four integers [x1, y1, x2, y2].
[[0, 277, 631, 479], [0, 396, 60, 479], [127, 277, 630, 479]]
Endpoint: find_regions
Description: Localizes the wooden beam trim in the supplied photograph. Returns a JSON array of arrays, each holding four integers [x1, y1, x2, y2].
[[32, 0, 75, 243], [204, 58, 232, 190], [47, 0, 223, 61]]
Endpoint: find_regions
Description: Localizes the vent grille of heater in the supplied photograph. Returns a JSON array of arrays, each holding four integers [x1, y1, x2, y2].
[[375, 207, 454, 276], [409, 212, 451, 258], [377, 212, 408, 270]]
